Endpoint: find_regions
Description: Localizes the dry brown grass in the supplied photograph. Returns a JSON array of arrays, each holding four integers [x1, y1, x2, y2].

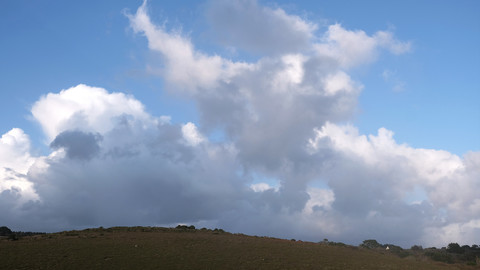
[[0, 227, 477, 269]]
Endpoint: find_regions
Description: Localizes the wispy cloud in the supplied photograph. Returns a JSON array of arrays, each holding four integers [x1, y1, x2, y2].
[[382, 69, 406, 92]]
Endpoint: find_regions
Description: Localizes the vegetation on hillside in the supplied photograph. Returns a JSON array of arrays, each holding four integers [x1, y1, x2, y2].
[[356, 239, 480, 266], [0, 226, 45, 241], [1, 225, 478, 269]]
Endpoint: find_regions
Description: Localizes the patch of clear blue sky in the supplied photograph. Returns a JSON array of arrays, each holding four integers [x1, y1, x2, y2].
[[0, 0, 478, 156], [303, 0, 480, 156]]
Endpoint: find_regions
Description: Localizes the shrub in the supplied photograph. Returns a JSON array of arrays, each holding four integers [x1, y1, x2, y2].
[[411, 245, 423, 251], [328, 241, 347, 247], [0, 226, 13, 236], [425, 250, 454, 264], [360, 239, 382, 249], [175, 225, 198, 232], [176, 225, 188, 230], [8, 234, 18, 241], [447, 243, 464, 254]]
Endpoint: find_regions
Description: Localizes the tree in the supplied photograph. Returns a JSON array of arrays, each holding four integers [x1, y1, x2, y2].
[[411, 245, 423, 251], [0, 226, 13, 236], [360, 239, 382, 249], [446, 243, 464, 254]]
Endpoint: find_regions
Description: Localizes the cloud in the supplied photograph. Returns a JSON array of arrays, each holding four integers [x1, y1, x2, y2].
[[303, 187, 335, 214], [50, 130, 102, 160], [126, 3, 362, 184], [308, 123, 479, 246], [382, 69, 406, 92], [3, 85, 249, 231], [0, 128, 38, 204], [206, 0, 317, 55], [116, 2, 479, 246], [0, 128, 34, 174], [316, 24, 411, 68], [31, 84, 153, 141], [126, 1, 248, 92], [425, 219, 480, 248], [181, 122, 205, 146], [1, 1, 477, 249], [374, 31, 412, 55]]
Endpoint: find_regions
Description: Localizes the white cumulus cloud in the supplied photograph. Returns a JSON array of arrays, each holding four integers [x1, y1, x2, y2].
[[31, 84, 153, 141]]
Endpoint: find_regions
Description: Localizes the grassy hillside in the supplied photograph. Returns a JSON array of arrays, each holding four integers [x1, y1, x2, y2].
[[0, 226, 477, 269]]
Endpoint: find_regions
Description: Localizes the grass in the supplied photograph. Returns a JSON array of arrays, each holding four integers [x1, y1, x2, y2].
[[0, 226, 477, 269]]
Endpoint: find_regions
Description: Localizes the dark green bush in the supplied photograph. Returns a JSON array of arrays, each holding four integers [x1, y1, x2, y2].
[[360, 239, 382, 249], [425, 250, 454, 264], [411, 245, 423, 251], [447, 243, 463, 254], [0, 226, 13, 236]]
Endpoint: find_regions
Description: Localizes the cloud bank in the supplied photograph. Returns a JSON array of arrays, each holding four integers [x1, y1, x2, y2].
[[1, 0, 477, 248]]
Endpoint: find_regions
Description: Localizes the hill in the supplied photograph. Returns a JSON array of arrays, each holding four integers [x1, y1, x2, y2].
[[0, 226, 477, 269]]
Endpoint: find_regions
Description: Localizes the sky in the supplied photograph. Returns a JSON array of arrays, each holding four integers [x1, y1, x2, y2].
[[0, 0, 479, 248]]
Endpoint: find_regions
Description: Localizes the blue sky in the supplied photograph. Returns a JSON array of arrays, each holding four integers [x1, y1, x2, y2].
[[0, 0, 479, 247]]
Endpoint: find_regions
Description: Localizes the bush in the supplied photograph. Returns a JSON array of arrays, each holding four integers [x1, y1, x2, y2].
[[447, 243, 464, 254], [411, 245, 423, 251], [425, 250, 454, 264], [360, 239, 382, 249], [7, 233, 19, 241], [328, 241, 347, 247], [176, 225, 198, 232], [0, 226, 13, 236]]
